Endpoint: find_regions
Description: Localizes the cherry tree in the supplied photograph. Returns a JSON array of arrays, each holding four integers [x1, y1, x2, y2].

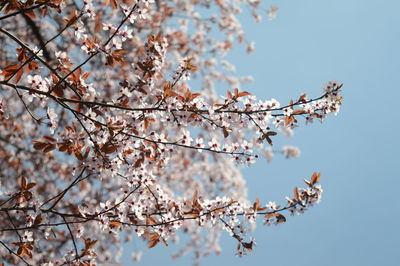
[[0, 0, 342, 265]]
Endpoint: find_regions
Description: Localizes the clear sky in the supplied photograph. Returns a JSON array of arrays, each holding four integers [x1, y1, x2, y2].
[[122, 1, 400, 265]]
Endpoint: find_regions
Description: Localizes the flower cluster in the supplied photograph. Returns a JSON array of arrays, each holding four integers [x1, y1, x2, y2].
[[0, 1, 342, 265]]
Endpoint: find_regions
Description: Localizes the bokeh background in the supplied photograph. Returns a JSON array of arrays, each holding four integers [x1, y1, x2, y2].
[[122, 1, 400, 265]]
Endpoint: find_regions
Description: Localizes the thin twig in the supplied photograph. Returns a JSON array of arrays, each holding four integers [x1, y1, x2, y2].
[[62, 216, 79, 261]]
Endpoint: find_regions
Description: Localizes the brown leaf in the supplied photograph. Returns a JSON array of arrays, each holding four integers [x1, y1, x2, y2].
[[264, 135, 272, 146], [292, 109, 306, 115], [183, 212, 199, 217], [113, 49, 128, 54], [83, 238, 98, 250], [253, 197, 260, 211], [160, 238, 169, 246], [146, 217, 157, 225], [1, 64, 23, 82], [242, 241, 253, 252], [26, 183, 36, 190], [148, 239, 159, 248], [18, 245, 32, 258], [109, 221, 122, 230], [227, 90, 233, 99], [109, 0, 119, 9], [184, 57, 197, 71], [20, 176, 27, 190], [101, 142, 118, 154], [189, 93, 201, 101], [264, 213, 286, 224], [262, 131, 277, 146], [164, 89, 177, 98], [223, 128, 229, 138], [134, 158, 143, 167], [284, 116, 294, 126], [234, 88, 239, 98], [27, 61, 39, 72], [106, 55, 115, 67], [17, 48, 28, 62], [58, 143, 69, 153], [14, 69, 24, 83], [64, 12, 78, 27], [2, 64, 19, 73], [41, 6, 48, 17], [298, 93, 308, 102], [237, 91, 252, 98], [33, 141, 47, 150], [310, 172, 321, 185], [294, 187, 299, 200], [43, 144, 56, 153], [81, 72, 90, 80], [42, 136, 57, 142], [24, 10, 36, 19], [143, 118, 155, 131], [276, 213, 286, 223], [192, 190, 198, 205], [34, 214, 43, 226]]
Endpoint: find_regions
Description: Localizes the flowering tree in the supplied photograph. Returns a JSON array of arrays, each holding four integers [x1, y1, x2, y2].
[[0, 0, 342, 265]]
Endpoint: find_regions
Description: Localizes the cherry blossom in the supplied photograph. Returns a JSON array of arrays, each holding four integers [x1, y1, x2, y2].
[[0, 1, 342, 265], [47, 107, 58, 134], [282, 146, 301, 159]]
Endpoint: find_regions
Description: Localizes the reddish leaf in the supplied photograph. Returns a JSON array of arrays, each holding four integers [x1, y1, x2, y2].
[[109, 221, 122, 230], [237, 91, 252, 98], [83, 238, 98, 250], [1, 64, 20, 80], [143, 118, 155, 131], [41, 6, 48, 17], [43, 144, 56, 153], [101, 142, 118, 154], [24, 10, 36, 19], [147, 239, 159, 248], [113, 49, 128, 54], [294, 187, 299, 200], [192, 190, 198, 205], [34, 214, 43, 225], [81, 72, 90, 80], [264, 213, 286, 224], [42, 136, 57, 142], [253, 197, 260, 211], [292, 109, 306, 115], [27, 61, 39, 72], [20, 177, 27, 190], [14, 69, 24, 83], [33, 141, 47, 150], [26, 183, 36, 190], [276, 213, 286, 223], [108, 0, 119, 10], [227, 90, 233, 99], [310, 172, 321, 185], [242, 241, 253, 252], [298, 93, 308, 102], [262, 131, 277, 146]]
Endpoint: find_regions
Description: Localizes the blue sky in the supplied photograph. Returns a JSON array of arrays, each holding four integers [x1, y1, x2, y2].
[[122, 1, 400, 265]]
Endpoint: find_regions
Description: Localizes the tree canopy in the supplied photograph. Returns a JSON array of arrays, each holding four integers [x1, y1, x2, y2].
[[0, 0, 342, 265]]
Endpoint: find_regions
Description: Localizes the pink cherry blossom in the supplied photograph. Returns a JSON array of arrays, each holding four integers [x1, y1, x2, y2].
[[0, 1, 342, 265]]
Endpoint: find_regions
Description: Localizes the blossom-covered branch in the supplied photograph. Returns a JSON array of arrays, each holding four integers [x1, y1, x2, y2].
[[0, 0, 341, 265]]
